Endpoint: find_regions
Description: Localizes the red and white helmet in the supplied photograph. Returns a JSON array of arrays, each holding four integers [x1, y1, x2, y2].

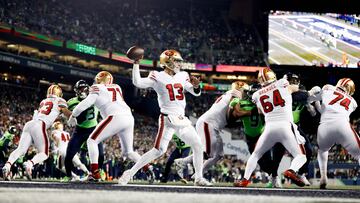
[[336, 78, 355, 96], [258, 67, 277, 86]]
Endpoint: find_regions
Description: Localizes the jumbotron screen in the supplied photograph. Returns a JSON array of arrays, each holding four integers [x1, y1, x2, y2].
[[268, 11, 360, 68]]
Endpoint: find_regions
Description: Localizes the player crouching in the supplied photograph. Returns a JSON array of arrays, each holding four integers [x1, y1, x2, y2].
[[3, 85, 71, 181], [234, 68, 307, 187]]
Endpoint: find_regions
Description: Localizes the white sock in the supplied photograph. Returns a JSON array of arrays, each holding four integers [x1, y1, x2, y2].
[[181, 154, 193, 164], [31, 152, 48, 165], [289, 154, 307, 172], [129, 148, 162, 177], [87, 138, 99, 164], [244, 153, 260, 180], [317, 150, 329, 180], [192, 144, 204, 180]]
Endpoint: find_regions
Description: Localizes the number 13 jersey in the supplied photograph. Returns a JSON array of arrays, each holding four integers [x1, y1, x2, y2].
[[252, 78, 293, 122], [147, 71, 199, 116]]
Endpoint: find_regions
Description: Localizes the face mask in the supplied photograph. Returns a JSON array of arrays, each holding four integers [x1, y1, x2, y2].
[[79, 92, 88, 99]]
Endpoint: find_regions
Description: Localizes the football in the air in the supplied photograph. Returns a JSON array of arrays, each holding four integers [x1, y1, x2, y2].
[[126, 46, 144, 61]]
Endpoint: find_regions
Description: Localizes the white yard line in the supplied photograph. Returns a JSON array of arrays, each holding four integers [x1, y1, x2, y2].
[[269, 40, 312, 65], [270, 28, 334, 62]]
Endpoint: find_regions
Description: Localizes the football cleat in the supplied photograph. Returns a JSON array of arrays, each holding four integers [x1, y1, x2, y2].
[[234, 178, 251, 187], [283, 169, 305, 187], [95, 71, 113, 85], [87, 171, 101, 182], [319, 177, 328, 189], [336, 78, 355, 95], [23, 161, 33, 181], [174, 158, 186, 179], [258, 67, 276, 86], [194, 177, 212, 187], [118, 170, 132, 186], [300, 174, 311, 186], [47, 84, 63, 98], [2, 163, 11, 181]]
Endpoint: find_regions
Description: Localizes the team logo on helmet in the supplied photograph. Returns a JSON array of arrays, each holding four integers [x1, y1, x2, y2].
[[47, 85, 63, 98], [160, 49, 183, 73], [258, 68, 276, 86], [336, 78, 355, 96], [95, 71, 113, 85]]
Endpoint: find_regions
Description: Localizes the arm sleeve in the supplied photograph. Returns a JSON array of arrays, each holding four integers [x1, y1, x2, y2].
[[184, 73, 201, 96], [132, 64, 156, 89], [72, 93, 98, 117]]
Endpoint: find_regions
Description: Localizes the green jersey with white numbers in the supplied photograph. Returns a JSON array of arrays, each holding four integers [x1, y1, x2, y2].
[[67, 97, 99, 128], [230, 98, 265, 138], [172, 134, 190, 149]]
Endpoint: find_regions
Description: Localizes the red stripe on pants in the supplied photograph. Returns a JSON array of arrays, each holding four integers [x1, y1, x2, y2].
[[299, 144, 306, 155], [154, 115, 164, 149], [42, 121, 48, 155], [90, 116, 113, 140], [204, 122, 211, 155], [350, 123, 360, 148]]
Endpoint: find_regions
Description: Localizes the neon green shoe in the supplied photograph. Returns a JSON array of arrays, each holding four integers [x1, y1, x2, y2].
[[60, 176, 71, 183], [100, 169, 106, 181]]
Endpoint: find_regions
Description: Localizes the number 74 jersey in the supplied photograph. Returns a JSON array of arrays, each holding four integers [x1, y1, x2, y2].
[[252, 79, 293, 122], [310, 84, 357, 122]]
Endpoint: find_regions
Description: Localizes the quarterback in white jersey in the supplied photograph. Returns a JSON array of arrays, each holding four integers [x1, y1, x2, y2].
[[309, 78, 359, 189], [68, 71, 141, 181], [51, 122, 89, 179], [174, 81, 249, 176], [2, 85, 71, 181], [235, 68, 307, 187], [119, 49, 211, 186]]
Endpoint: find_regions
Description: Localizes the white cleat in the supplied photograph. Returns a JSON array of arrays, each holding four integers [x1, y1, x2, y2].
[[2, 163, 11, 181], [300, 174, 311, 186], [194, 177, 213, 187], [273, 176, 283, 188], [174, 158, 186, 179], [23, 161, 33, 181], [118, 170, 132, 185]]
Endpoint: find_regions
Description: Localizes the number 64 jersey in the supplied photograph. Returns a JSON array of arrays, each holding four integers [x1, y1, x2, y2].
[[252, 78, 293, 122]]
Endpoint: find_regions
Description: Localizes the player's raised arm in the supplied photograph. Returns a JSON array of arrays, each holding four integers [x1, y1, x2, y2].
[[132, 63, 156, 89], [184, 74, 201, 96]]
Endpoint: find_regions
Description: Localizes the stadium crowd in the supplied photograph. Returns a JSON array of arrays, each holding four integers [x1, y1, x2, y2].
[[0, 75, 359, 183], [0, 0, 265, 66]]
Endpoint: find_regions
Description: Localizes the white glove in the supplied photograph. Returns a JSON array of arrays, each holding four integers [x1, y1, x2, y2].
[[308, 86, 321, 96], [67, 115, 77, 127], [32, 110, 39, 120]]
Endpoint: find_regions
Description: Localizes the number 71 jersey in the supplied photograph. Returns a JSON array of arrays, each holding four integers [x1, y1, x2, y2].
[[252, 79, 293, 122], [316, 85, 357, 122], [89, 84, 132, 117]]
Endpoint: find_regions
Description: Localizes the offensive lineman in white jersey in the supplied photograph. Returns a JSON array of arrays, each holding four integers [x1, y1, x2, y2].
[[2, 85, 71, 181], [309, 78, 359, 189], [118, 49, 211, 186], [68, 71, 142, 181], [174, 81, 249, 178], [51, 121, 89, 180], [235, 68, 307, 187]]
